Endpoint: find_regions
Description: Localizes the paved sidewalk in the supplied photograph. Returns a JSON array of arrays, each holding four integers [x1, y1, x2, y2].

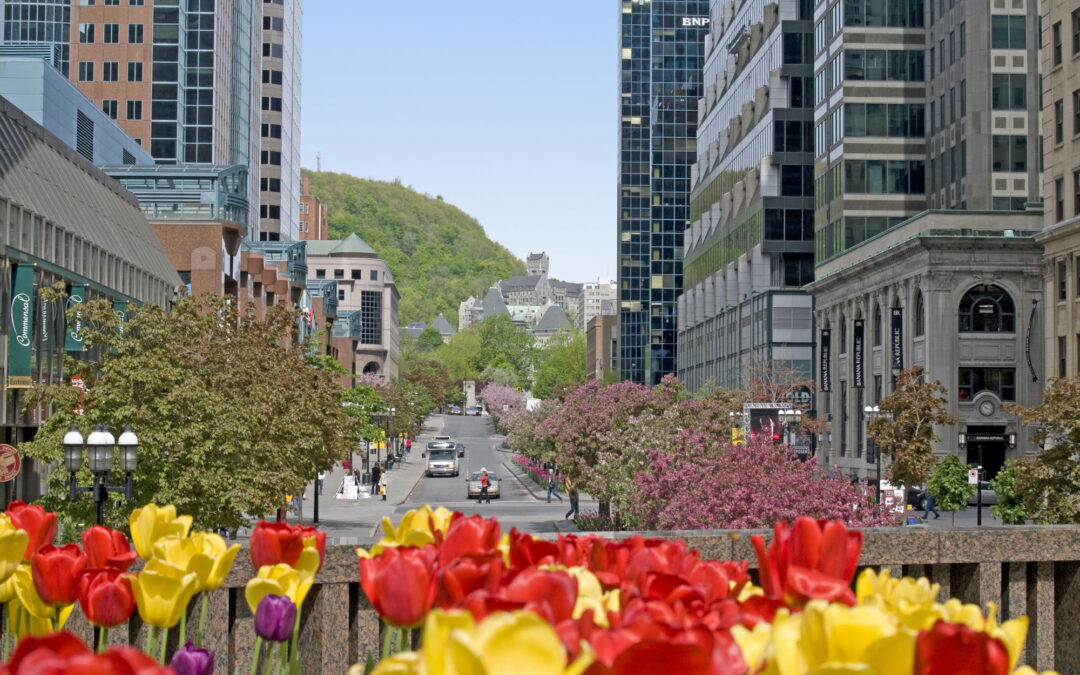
[[499, 454, 597, 533]]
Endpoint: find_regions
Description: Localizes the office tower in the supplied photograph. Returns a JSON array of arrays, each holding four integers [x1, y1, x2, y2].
[[257, 0, 301, 242], [1036, 1, 1080, 377], [617, 0, 710, 385], [676, 0, 817, 393], [0, 0, 70, 76]]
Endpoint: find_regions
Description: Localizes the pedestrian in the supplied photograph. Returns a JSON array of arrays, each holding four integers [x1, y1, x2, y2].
[[565, 478, 579, 520], [405, 438, 412, 454], [289, 493, 300, 522], [480, 468, 491, 504], [317, 471, 326, 495], [379, 468, 388, 501], [546, 466, 563, 503], [371, 463, 382, 494], [922, 488, 941, 519], [829, 463, 839, 480]]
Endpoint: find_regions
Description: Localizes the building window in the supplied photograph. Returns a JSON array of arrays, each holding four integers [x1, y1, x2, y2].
[[839, 316, 847, 354], [370, 269, 378, 281], [79, 23, 95, 43], [1074, 170, 1080, 216], [125, 99, 141, 120], [991, 135, 1028, 172], [103, 23, 119, 43], [101, 99, 117, 119], [1060, 259, 1069, 300], [333, 269, 344, 279], [958, 284, 1015, 332], [958, 368, 1015, 401], [262, 43, 283, 58], [990, 15, 1026, 49], [78, 61, 93, 82], [991, 74, 1027, 110], [360, 291, 382, 345], [128, 23, 143, 44], [315, 269, 325, 279], [1074, 90, 1080, 135], [337, 290, 345, 302], [262, 69, 282, 85], [1074, 10, 1080, 55], [351, 269, 362, 280], [127, 61, 142, 82], [263, 16, 284, 31], [1054, 22, 1063, 65], [129, 0, 143, 4], [1060, 336, 1068, 378], [1056, 100, 1065, 144], [873, 305, 882, 345], [102, 61, 118, 82], [1057, 177, 1066, 221], [914, 291, 925, 336]]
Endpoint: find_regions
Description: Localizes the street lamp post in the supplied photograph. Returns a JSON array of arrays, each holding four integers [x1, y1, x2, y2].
[[63, 424, 139, 526], [863, 405, 892, 503], [778, 409, 803, 458]]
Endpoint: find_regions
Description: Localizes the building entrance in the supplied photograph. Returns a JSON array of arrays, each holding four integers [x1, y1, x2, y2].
[[965, 425, 1006, 479]]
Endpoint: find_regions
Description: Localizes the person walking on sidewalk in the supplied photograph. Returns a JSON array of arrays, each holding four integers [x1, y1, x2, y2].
[[565, 477, 579, 520], [922, 488, 941, 520], [480, 468, 491, 504], [379, 467, 388, 501], [546, 466, 563, 503], [371, 463, 382, 495]]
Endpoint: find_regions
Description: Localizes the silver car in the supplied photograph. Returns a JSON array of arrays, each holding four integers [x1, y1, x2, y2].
[[425, 446, 459, 477], [466, 471, 500, 499]]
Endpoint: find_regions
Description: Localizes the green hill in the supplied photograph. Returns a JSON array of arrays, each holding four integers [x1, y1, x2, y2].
[[302, 170, 525, 326]]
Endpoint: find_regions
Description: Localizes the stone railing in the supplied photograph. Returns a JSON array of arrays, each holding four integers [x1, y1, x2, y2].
[[50, 525, 1080, 673]]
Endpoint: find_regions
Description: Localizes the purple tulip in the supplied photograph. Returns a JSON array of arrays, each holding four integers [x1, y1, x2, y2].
[[170, 642, 214, 675], [255, 593, 297, 643]]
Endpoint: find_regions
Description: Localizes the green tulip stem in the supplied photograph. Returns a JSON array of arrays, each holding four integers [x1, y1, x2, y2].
[[250, 636, 263, 675], [197, 592, 209, 647], [98, 627, 109, 653], [3, 615, 10, 660], [396, 627, 405, 653], [288, 609, 301, 675], [159, 626, 169, 664], [145, 626, 155, 659], [381, 621, 392, 659], [179, 607, 187, 649], [267, 642, 284, 675]]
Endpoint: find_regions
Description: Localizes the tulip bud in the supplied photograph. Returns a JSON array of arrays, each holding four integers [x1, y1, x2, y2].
[[254, 593, 297, 643], [170, 642, 215, 675]]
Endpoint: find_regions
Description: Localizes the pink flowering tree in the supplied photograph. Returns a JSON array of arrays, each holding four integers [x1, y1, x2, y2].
[[632, 432, 895, 530], [506, 399, 560, 460], [480, 383, 524, 433]]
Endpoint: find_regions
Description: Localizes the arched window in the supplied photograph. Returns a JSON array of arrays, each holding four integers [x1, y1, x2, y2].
[[959, 284, 1015, 332], [873, 304, 882, 345], [914, 291, 925, 337]]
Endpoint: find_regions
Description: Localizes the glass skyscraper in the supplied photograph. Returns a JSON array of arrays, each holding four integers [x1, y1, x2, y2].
[[617, 0, 710, 385]]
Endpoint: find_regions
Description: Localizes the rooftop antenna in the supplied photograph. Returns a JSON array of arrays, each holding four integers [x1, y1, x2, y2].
[[316, 152, 321, 172]]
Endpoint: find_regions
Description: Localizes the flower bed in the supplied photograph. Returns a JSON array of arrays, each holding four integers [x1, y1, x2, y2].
[[512, 454, 558, 490], [571, 510, 621, 532], [350, 505, 1056, 675]]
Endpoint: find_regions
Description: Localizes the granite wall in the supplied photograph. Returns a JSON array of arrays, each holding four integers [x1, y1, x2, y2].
[[46, 525, 1080, 672]]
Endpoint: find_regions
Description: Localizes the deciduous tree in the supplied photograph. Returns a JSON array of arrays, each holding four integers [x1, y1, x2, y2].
[[927, 454, 975, 526], [867, 367, 956, 489], [1007, 377, 1080, 523], [989, 460, 1029, 525], [531, 328, 585, 400]]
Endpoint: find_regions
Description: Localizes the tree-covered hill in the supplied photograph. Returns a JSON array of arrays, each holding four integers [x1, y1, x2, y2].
[[302, 170, 525, 326]]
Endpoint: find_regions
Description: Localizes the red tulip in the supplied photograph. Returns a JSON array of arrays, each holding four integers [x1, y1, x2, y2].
[[435, 554, 504, 608], [30, 544, 86, 607], [77, 568, 136, 628], [250, 521, 325, 570], [507, 528, 559, 572], [438, 514, 500, 566], [750, 517, 862, 607], [5, 501, 57, 560], [358, 545, 437, 628], [3, 631, 173, 674], [915, 621, 1011, 675], [500, 567, 578, 624], [80, 526, 137, 572]]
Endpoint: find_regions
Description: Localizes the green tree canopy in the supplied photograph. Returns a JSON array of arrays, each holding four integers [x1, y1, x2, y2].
[[416, 326, 445, 353], [471, 315, 534, 389], [867, 367, 957, 489], [1008, 377, 1080, 523], [927, 454, 976, 525], [21, 294, 355, 531], [532, 328, 586, 400]]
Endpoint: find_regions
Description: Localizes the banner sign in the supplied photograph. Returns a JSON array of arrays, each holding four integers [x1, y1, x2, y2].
[[890, 307, 903, 370], [0, 444, 20, 482], [113, 301, 128, 340], [38, 291, 52, 352], [820, 329, 831, 392], [65, 284, 86, 352], [7, 265, 35, 388], [853, 319, 864, 389]]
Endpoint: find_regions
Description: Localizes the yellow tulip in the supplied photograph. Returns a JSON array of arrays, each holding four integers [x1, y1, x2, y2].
[[132, 564, 199, 628], [130, 504, 193, 559], [152, 532, 240, 592], [5, 593, 72, 639], [359, 505, 456, 557], [0, 573, 16, 604], [0, 515, 27, 585], [365, 651, 422, 675], [417, 610, 592, 675], [244, 548, 319, 613], [12, 565, 58, 620], [731, 622, 773, 674], [985, 604, 1029, 672]]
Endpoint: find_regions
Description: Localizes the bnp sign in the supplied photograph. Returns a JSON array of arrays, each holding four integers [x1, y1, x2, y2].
[[7, 265, 35, 388]]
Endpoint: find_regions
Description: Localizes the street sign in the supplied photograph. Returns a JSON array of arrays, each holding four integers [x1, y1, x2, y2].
[[0, 445, 20, 482], [968, 469, 979, 485]]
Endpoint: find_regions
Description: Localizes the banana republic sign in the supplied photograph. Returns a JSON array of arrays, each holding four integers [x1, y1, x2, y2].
[[853, 319, 864, 389], [820, 329, 831, 392], [7, 265, 35, 388]]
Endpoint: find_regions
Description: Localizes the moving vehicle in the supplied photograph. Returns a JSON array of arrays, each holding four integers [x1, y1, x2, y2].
[[967, 481, 999, 506], [425, 441, 459, 477], [465, 406, 481, 416], [456, 442, 465, 458], [466, 471, 501, 499], [449, 406, 462, 415]]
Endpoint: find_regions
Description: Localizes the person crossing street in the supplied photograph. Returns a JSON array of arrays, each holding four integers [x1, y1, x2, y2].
[[479, 468, 491, 504], [564, 477, 579, 520], [546, 466, 563, 503]]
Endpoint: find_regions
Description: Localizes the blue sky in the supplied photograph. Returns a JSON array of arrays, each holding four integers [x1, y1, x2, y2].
[[301, 3, 617, 283]]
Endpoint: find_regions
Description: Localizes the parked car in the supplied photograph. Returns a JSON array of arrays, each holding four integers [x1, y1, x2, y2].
[[449, 406, 462, 415], [465, 471, 501, 499], [465, 406, 481, 416], [425, 442, 459, 477], [967, 481, 999, 505], [456, 442, 465, 458]]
